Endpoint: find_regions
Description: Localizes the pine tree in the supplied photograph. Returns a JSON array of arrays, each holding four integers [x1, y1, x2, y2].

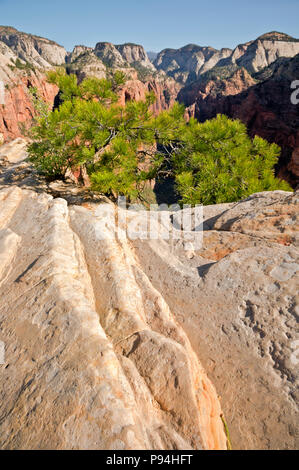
[[28, 71, 292, 205], [173, 115, 291, 205], [28, 69, 185, 200]]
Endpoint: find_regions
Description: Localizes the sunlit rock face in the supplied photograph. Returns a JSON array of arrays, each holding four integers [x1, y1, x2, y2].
[[0, 73, 58, 141], [0, 27, 180, 143], [115, 43, 156, 71], [0, 27, 63, 141], [154, 44, 233, 84], [154, 32, 299, 84], [0, 184, 227, 450], [0, 137, 298, 451], [178, 54, 299, 187], [0, 26, 67, 68]]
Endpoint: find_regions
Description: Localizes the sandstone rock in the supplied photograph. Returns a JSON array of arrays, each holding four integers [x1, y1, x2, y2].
[[232, 32, 299, 73], [116, 44, 156, 71], [0, 186, 227, 450], [0, 137, 28, 163], [69, 45, 94, 62], [155, 31, 299, 84], [154, 44, 232, 84], [94, 42, 127, 68], [130, 190, 298, 450], [0, 182, 297, 450], [68, 49, 107, 81], [118, 77, 180, 114], [0, 70, 58, 141], [178, 54, 299, 187], [0, 139, 111, 205], [0, 26, 67, 68], [0, 41, 19, 84]]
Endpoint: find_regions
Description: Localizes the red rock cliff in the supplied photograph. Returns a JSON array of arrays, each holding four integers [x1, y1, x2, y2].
[[178, 59, 299, 187], [0, 72, 58, 141]]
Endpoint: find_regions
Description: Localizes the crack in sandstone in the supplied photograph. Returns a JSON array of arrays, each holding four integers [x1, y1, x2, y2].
[[69, 204, 227, 450], [0, 188, 227, 450], [0, 184, 298, 450]]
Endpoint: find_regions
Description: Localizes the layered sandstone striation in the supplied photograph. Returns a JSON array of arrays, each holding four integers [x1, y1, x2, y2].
[[131, 191, 299, 450], [0, 141, 298, 449], [154, 31, 299, 84], [0, 27, 180, 143], [0, 26, 67, 68], [0, 185, 227, 450], [0, 73, 58, 141], [178, 55, 299, 187], [154, 44, 232, 84]]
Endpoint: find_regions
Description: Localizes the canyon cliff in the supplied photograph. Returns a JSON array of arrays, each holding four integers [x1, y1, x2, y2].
[[154, 31, 299, 84], [0, 139, 298, 449], [67, 42, 180, 114], [0, 26, 67, 68], [0, 27, 62, 140], [178, 54, 299, 187], [0, 27, 299, 184], [0, 27, 180, 142], [154, 44, 232, 84], [0, 25, 298, 449]]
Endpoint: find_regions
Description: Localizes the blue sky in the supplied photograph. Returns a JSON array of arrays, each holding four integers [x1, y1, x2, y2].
[[0, 0, 298, 52]]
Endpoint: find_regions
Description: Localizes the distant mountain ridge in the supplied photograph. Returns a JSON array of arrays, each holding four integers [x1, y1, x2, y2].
[[147, 51, 158, 62], [178, 54, 299, 187], [0, 25, 67, 68], [154, 31, 299, 84], [0, 26, 180, 143], [0, 25, 298, 84], [0, 26, 299, 185], [0, 26, 157, 77], [1, 26, 299, 83]]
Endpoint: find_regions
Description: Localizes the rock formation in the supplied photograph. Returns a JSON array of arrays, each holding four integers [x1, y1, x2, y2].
[[0, 73, 58, 141], [227, 32, 299, 74], [153, 32, 299, 185], [0, 37, 58, 142], [67, 48, 107, 81], [178, 55, 299, 187], [154, 44, 232, 84], [0, 26, 67, 68], [0, 27, 64, 141], [154, 32, 299, 84], [68, 45, 93, 62], [94, 42, 127, 68], [0, 27, 180, 143], [115, 43, 156, 71], [0, 182, 227, 450], [91, 41, 156, 73], [0, 139, 298, 450]]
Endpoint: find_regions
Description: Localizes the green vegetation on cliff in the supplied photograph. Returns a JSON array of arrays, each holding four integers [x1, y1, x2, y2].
[[28, 70, 291, 205]]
